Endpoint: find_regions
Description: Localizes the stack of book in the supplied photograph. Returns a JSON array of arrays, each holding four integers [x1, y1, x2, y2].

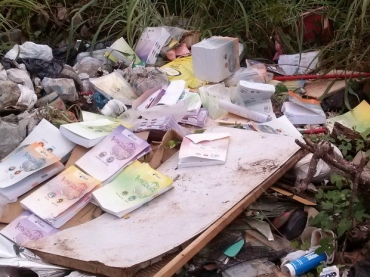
[[21, 166, 101, 228], [92, 161, 173, 218], [75, 125, 151, 183], [0, 142, 63, 202]]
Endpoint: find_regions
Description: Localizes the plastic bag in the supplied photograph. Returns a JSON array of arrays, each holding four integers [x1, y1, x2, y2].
[[293, 144, 342, 181], [6, 68, 33, 90], [0, 110, 41, 159], [161, 56, 206, 89], [17, 84, 37, 110], [101, 99, 127, 117], [41, 77, 79, 102], [224, 64, 272, 87], [73, 57, 103, 78], [89, 71, 138, 105], [19, 58, 64, 79], [120, 67, 168, 96], [199, 83, 242, 119], [5, 42, 53, 61]]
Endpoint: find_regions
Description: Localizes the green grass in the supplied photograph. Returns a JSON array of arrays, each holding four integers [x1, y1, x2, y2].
[[1, 0, 370, 75]]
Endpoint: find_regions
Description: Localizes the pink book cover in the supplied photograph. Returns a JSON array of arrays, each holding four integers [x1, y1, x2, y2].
[[20, 166, 101, 223], [75, 125, 151, 182], [0, 211, 58, 245]]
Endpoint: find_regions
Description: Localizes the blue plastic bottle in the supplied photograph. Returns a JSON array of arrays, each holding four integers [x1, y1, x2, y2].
[[282, 252, 327, 276]]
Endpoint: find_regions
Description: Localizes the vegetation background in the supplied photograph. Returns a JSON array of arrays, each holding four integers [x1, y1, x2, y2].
[[0, 0, 369, 73]]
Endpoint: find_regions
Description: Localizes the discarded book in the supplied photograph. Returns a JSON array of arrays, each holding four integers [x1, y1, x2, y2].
[[60, 119, 121, 148], [0, 210, 58, 245], [75, 125, 151, 183], [3, 118, 75, 163], [178, 133, 230, 168], [281, 91, 326, 124], [0, 143, 60, 189], [20, 166, 101, 228], [93, 161, 174, 218]]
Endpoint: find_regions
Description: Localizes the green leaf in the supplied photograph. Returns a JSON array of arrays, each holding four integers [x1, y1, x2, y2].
[[301, 241, 310, 251], [194, 129, 205, 134], [315, 238, 335, 256], [337, 218, 352, 237], [168, 139, 181, 149], [354, 210, 370, 222], [290, 240, 299, 250], [316, 188, 324, 200], [322, 201, 334, 210]]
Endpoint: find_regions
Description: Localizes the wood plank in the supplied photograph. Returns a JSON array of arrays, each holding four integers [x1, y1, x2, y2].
[[304, 79, 346, 99], [25, 127, 302, 276], [153, 149, 305, 277]]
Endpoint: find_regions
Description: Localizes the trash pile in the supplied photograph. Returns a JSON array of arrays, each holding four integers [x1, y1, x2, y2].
[[0, 24, 370, 277]]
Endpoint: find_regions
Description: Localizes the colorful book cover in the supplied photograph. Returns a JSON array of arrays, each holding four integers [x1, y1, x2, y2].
[[326, 100, 370, 139], [0, 142, 60, 188], [3, 118, 75, 161], [0, 211, 58, 245], [20, 166, 101, 224], [75, 125, 151, 182], [93, 161, 173, 217]]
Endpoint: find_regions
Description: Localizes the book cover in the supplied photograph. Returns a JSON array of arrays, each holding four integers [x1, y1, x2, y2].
[[0, 143, 60, 188], [20, 166, 100, 225], [3, 119, 75, 161], [178, 133, 230, 167], [93, 161, 173, 217], [0, 211, 58, 245], [75, 125, 151, 182], [0, 161, 64, 201]]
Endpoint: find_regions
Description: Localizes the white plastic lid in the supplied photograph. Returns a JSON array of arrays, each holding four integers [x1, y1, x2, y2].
[[281, 263, 296, 277]]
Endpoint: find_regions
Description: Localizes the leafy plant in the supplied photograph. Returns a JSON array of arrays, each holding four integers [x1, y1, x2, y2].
[[310, 175, 370, 237]]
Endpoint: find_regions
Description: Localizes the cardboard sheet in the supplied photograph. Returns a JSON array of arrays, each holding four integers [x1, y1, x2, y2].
[[25, 126, 301, 276]]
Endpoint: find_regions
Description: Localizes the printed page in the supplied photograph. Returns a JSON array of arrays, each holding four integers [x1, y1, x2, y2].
[[157, 80, 186, 106]]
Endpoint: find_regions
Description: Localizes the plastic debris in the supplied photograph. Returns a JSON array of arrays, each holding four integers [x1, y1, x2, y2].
[[5, 42, 53, 61], [41, 77, 79, 102]]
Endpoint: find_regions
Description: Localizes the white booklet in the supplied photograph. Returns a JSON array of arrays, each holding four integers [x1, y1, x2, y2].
[[156, 80, 186, 106], [3, 119, 75, 162], [178, 133, 230, 168]]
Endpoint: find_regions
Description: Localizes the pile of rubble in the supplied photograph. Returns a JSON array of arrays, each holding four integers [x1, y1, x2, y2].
[[0, 24, 370, 277]]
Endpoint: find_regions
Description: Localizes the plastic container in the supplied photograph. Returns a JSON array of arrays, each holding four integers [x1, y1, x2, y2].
[[282, 252, 327, 276]]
